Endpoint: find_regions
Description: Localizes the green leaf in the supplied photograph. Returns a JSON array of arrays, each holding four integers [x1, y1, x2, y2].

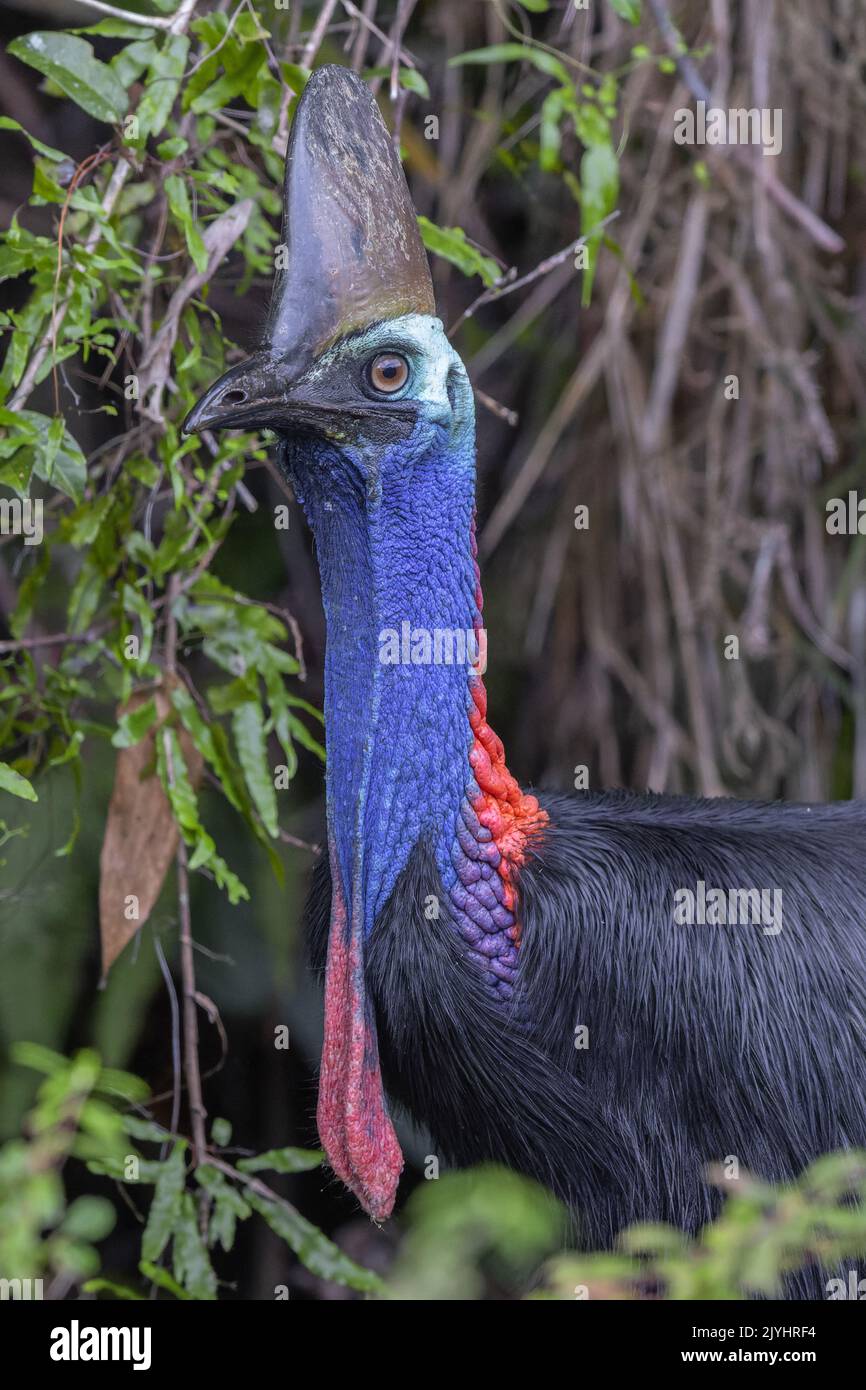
[[609, 0, 642, 23], [9, 541, 49, 643], [0, 409, 85, 501], [62, 1195, 116, 1242], [122, 584, 155, 665], [0, 115, 67, 162], [111, 37, 154, 90], [517, 0, 550, 10], [0, 244, 42, 283], [157, 136, 189, 161], [195, 1165, 251, 1253], [578, 139, 618, 305], [417, 217, 500, 287], [157, 726, 250, 904], [33, 414, 87, 502], [237, 1146, 324, 1175], [449, 43, 570, 86], [170, 685, 245, 814], [73, 21, 157, 39], [165, 174, 208, 274], [397, 67, 429, 98], [89, 1154, 165, 1182], [173, 1192, 217, 1300], [232, 700, 279, 837], [139, 1261, 191, 1300], [137, 35, 190, 142], [141, 1140, 187, 1264], [126, 455, 161, 487], [539, 88, 566, 172], [210, 1117, 232, 1146], [111, 696, 159, 749], [83, 1277, 145, 1300], [65, 493, 114, 548], [245, 1191, 385, 1293], [366, 65, 429, 98], [9, 33, 128, 125], [11, 1040, 67, 1074], [284, 711, 325, 763], [189, 46, 264, 116], [121, 1115, 170, 1143], [96, 1062, 150, 1102], [281, 63, 311, 95], [0, 762, 38, 802]]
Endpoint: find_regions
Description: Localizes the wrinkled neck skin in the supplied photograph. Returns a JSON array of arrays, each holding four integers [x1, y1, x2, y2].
[[283, 315, 547, 1000], [285, 323, 476, 913], [281, 314, 547, 1219]]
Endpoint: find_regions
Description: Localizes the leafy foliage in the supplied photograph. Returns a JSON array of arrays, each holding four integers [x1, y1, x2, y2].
[[542, 1153, 866, 1301], [1, 0, 862, 1305], [86, 1107, 380, 1298], [6, 1046, 863, 1302], [0, 1045, 141, 1289]]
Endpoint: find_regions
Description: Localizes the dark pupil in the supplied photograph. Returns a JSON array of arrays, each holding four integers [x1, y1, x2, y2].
[[380, 360, 399, 379]]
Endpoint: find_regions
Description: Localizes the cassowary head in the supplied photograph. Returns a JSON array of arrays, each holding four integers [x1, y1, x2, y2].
[[186, 66, 489, 1222], [184, 64, 471, 475]]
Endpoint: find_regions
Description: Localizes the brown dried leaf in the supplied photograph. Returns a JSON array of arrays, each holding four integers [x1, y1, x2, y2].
[[99, 684, 203, 980]]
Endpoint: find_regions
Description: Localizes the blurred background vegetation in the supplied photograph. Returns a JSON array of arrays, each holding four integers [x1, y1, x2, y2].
[[0, 0, 865, 1299]]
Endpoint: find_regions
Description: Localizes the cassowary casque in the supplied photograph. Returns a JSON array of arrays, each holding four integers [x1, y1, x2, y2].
[[185, 65, 866, 1298]]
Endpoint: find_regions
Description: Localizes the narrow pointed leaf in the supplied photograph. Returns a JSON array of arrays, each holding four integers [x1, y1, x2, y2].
[[141, 1141, 187, 1264], [9, 33, 128, 125]]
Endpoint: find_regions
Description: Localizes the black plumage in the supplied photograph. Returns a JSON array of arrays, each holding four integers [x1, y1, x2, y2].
[[308, 789, 866, 1297]]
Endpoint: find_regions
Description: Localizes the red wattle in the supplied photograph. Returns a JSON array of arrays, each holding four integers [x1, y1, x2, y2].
[[317, 867, 403, 1221], [467, 531, 548, 948]]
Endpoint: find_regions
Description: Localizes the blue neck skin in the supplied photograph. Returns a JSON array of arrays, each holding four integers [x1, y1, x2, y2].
[[285, 332, 479, 938]]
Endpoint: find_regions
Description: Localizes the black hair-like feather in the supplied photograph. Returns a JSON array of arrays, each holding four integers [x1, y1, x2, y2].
[[307, 788, 866, 1298]]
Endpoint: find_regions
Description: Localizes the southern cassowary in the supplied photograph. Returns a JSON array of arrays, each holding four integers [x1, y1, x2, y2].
[[185, 66, 866, 1294]]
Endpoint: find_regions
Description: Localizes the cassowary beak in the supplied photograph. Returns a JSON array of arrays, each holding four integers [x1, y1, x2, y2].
[[182, 352, 288, 434], [183, 64, 434, 439], [185, 65, 436, 1221]]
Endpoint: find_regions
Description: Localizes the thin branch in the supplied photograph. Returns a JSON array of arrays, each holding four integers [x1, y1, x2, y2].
[[168, 0, 199, 37], [186, 0, 245, 80], [50, 146, 112, 414], [301, 0, 340, 68], [65, 0, 175, 31], [153, 934, 183, 1149], [641, 191, 708, 455], [348, 0, 377, 70], [277, 829, 322, 854], [647, 0, 845, 255], [449, 211, 621, 336], [0, 624, 112, 653], [8, 0, 201, 413], [474, 387, 518, 428], [387, 0, 417, 102], [10, 159, 130, 412], [136, 197, 254, 422], [162, 574, 208, 1169], [340, 0, 418, 71], [480, 331, 608, 557], [207, 1155, 321, 1223]]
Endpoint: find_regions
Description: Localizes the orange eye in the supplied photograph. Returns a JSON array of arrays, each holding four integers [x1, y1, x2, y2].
[[367, 352, 409, 395]]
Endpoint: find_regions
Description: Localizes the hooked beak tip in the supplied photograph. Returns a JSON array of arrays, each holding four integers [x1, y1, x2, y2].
[[181, 407, 201, 437], [183, 370, 259, 437]]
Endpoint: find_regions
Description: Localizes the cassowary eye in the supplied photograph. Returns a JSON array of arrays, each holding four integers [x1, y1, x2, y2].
[[367, 352, 409, 395]]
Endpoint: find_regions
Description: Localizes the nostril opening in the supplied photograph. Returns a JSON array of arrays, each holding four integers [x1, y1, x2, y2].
[[223, 389, 247, 405]]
